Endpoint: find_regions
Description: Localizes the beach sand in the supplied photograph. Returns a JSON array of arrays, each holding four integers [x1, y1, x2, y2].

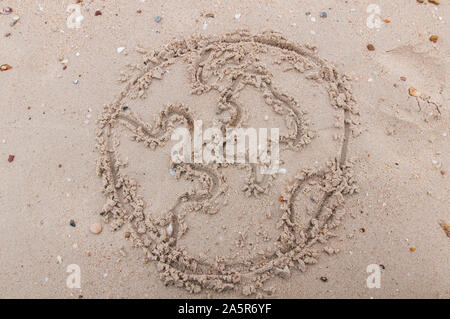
[[0, 0, 448, 298]]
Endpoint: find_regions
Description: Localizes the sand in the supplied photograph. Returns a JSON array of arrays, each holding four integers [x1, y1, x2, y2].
[[0, 0, 448, 298]]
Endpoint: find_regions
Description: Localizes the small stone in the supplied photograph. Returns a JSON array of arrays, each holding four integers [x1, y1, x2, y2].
[[94, 10, 102, 16], [417, 0, 424, 3], [400, 76, 407, 81], [320, 276, 328, 282], [310, 195, 315, 202], [428, 0, 439, 5], [234, 13, 241, 19], [320, 12, 327, 18], [73, 79, 79, 84], [124, 232, 131, 239], [408, 87, 421, 97], [264, 115, 269, 121], [122, 106, 129, 111], [2, 7, 13, 15], [56, 255, 62, 264], [117, 47, 125, 54], [10, 15, 20, 27], [69, 220, 76, 227], [440, 170, 446, 175], [279, 168, 287, 174], [0, 64, 12, 71], [305, 12, 311, 16], [367, 44, 375, 51], [360, 228, 366, 233], [205, 13, 215, 18], [439, 221, 450, 237], [410, 247, 416, 252], [8, 155, 15, 163], [155, 16, 162, 23], [90, 222, 102, 234], [169, 168, 176, 176], [429, 35, 438, 43]]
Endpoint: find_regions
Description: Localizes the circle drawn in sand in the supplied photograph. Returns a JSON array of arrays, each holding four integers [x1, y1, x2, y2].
[[96, 31, 359, 296]]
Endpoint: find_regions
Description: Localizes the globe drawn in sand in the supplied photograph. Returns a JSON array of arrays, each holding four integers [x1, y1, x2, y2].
[[96, 31, 359, 296]]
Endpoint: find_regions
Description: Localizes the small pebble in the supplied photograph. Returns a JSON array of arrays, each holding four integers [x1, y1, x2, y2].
[[320, 12, 327, 18], [124, 232, 131, 239], [428, 0, 440, 5], [0, 64, 12, 71], [117, 47, 125, 54], [367, 44, 375, 51], [400, 76, 407, 81], [408, 87, 421, 97], [94, 10, 102, 16], [264, 115, 269, 121], [1, 7, 13, 15], [169, 168, 176, 176], [10, 15, 20, 27], [155, 16, 162, 23], [410, 247, 416, 252], [429, 35, 438, 43], [320, 276, 328, 282], [234, 13, 241, 19], [279, 168, 287, 174], [69, 220, 76, 227], [73, 79, 79, 84], [310, 195, 315, 202], [440, 170, 446, 175], [8, 155, 15, 163], [89, 222, 102, 234], [122, 106, 129, 111]]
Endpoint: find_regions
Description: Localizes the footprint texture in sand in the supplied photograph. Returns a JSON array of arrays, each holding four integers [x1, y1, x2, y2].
[[95, 31, 360, 296]]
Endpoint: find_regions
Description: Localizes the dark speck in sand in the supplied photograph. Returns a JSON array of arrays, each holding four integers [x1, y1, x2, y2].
[[70, 219, 76, 227]]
